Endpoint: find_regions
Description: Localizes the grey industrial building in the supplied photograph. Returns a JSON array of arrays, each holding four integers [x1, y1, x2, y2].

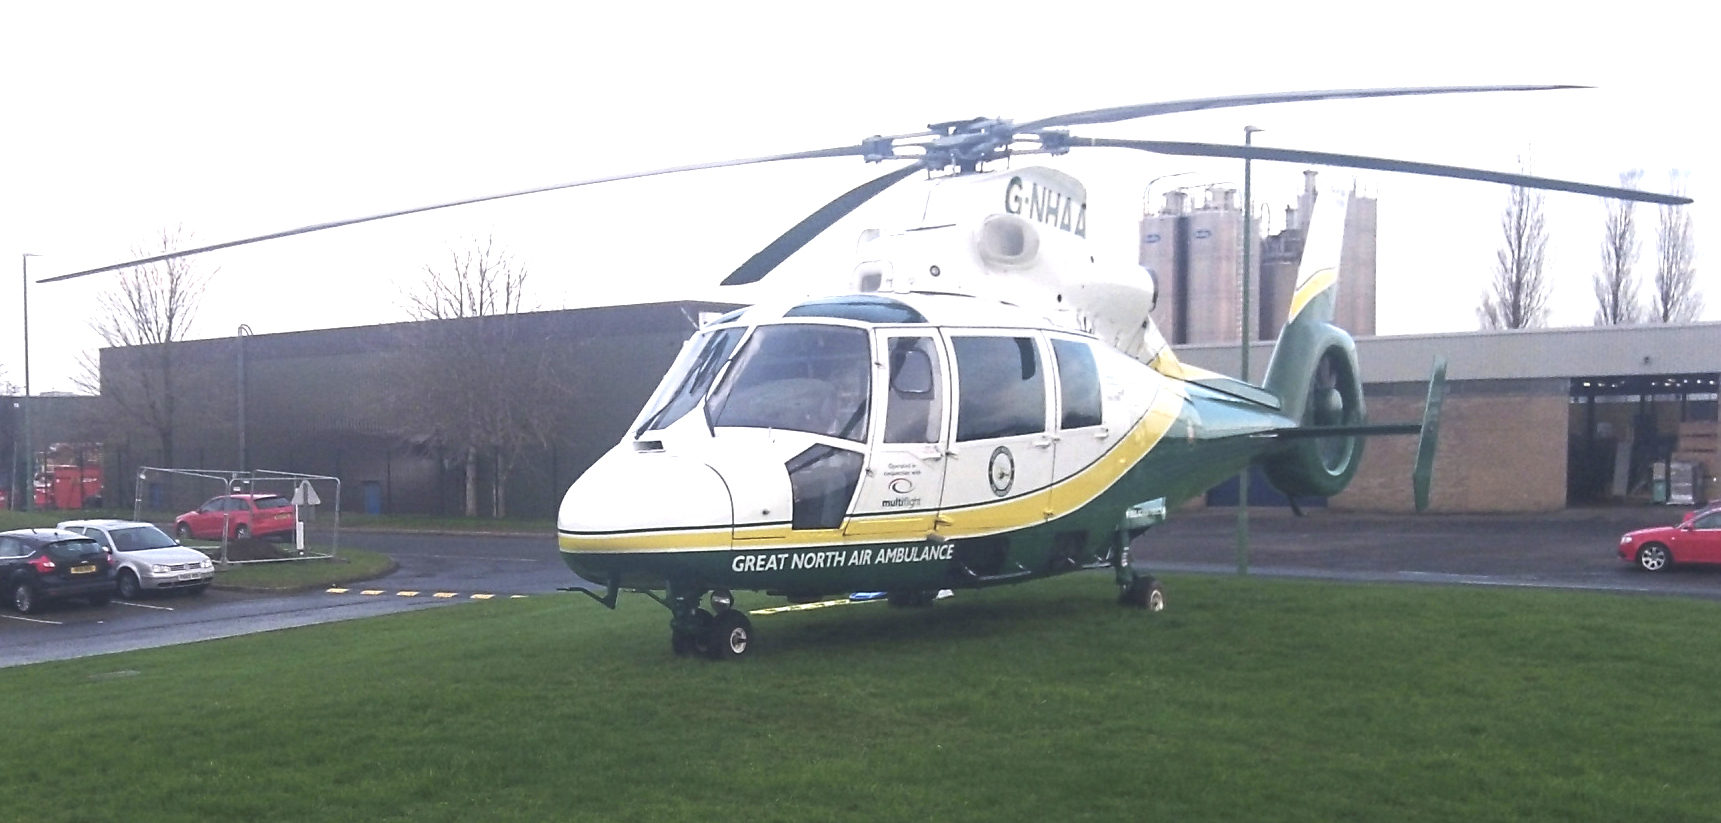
[[9, 302, 1716, 519]]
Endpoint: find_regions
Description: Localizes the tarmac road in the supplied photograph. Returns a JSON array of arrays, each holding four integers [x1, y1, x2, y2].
[[1138, 505, 1721, 599], [4, 507, 1716, 668], [0, 530, 573, 669]]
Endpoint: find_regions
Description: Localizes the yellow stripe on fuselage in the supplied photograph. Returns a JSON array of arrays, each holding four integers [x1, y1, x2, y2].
[[559, 387, 1186, 555], [1285, 267, 1337, 324]]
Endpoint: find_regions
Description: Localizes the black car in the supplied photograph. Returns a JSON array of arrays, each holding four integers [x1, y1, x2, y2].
[[0, 528, 117, 614]]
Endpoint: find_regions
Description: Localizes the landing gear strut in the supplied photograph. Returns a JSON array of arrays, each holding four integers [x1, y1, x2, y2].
[[665, 585, 754, 660], [1112, 541, 1166, 612]]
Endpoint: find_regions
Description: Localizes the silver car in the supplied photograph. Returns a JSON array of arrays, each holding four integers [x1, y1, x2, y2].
[[57, 519, 215, 599]]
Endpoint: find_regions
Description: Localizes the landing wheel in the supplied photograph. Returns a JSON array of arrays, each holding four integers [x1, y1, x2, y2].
[[705, 609, 754, 660], [1119, 576, 1165, 612], [671, 608, 714, 657]]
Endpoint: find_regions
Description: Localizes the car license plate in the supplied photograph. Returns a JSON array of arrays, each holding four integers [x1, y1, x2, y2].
[[71, 564, 97, 574]]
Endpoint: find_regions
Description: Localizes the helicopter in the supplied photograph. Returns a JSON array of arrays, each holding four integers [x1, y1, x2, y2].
[[45, 85, 1692, 660]]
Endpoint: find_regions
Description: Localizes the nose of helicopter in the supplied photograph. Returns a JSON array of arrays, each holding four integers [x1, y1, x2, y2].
[[557, 450, 734, 552]]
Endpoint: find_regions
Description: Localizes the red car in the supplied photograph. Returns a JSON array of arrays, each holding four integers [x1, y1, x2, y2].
[[174, 494, 296, 541], [1618, 507, 1721, 572]]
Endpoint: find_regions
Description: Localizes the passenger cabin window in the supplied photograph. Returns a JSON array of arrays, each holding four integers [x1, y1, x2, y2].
[[953, 336, 1046, 442], [0, 537, 24, 558], [1052, 339, 1103, 429], [883, 337, 944, 443], [1694, 512, 1721, 530], [708, 324, 872, 442]]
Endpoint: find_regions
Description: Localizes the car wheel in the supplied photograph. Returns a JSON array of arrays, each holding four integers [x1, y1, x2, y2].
[[234, 524, 251, 540], [11, 581, 40, 614], [117, 569, 143, 600], [705, 609, 754, 660], [1637, 543, 1672, 572], [176, 523, 193, 541]]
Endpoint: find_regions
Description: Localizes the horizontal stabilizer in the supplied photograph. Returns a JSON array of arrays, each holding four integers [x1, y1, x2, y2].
[[1188, 376, 1282, 409], [1263, 422, 1421, 440]]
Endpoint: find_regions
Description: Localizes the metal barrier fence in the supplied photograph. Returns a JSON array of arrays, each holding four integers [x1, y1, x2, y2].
[[131, 467, 342, 564]]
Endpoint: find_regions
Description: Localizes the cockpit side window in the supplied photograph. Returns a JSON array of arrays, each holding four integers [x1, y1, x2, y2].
[[1052, 339, 1103, 429], [952, 335, 1046, 441], [707, 324, 872, 441], [883, 336, 943, 444], [637, 327, 744, 435]]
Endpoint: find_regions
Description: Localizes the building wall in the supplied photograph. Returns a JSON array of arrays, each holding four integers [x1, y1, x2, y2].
[[1335, 378, 1569, 512], [94, 302, 729, 518]]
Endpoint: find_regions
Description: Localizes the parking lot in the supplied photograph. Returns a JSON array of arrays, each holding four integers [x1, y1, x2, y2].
[[4, 506, 1716, 668], [0, 530, 567, 668]]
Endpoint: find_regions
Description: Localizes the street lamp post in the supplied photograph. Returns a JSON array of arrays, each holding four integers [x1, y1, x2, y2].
[[20, 253, 40, 512], [1237, 126, 1263, 576]]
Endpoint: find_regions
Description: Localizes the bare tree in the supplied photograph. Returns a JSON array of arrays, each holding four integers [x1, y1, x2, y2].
[[1650, 171, 1702, 323], [392, 237, 560, 517], [79, 228, 212, 466], [1593, 169, 1644, 325], [1479, 158, 1551, 330]]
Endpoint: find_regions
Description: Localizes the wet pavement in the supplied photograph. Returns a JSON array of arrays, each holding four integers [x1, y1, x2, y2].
[[4, 506, 1714, 668], [0, 530, 572, 669], [1138, 505, 1721, 599]]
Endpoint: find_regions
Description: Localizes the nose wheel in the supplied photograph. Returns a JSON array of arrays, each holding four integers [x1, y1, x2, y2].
[[666, 588, 755, 660]]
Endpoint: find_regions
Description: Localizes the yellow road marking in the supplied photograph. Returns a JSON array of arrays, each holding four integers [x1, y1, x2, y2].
[[750, 598, 869, 616], [470, 594, 495, 600], [433, 592, 457, 598], [509, 595, 528, 599], [397, 591, 419, 597], [327, 588, 349, 594], [361, 590, 384, 596]]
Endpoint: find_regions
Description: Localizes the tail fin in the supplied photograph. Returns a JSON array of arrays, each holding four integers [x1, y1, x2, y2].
[[1258, 192, 1369, 499]]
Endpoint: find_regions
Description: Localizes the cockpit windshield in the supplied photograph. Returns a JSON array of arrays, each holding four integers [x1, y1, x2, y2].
[[707, 324, 872, 441], [636, 327, 745, 435]]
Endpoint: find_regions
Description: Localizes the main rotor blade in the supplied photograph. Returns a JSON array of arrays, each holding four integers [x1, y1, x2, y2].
[[39, 145, 873, 284], [1075, 137, 1693, 205], [1019, 85, 1584, 132], [720, 161, 924, 286]]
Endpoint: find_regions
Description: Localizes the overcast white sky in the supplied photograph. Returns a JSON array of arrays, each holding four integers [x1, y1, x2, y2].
[[0, 0, 1710, 393]]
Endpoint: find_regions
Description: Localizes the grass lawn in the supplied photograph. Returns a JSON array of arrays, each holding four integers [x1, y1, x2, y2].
[[3, 573, 1720, 822], [211, 547, 396, 591]]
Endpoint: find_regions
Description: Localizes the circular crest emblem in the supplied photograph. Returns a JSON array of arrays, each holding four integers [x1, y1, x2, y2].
[[889, 477, 914, 494], [987, 446, 1015, 497]]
